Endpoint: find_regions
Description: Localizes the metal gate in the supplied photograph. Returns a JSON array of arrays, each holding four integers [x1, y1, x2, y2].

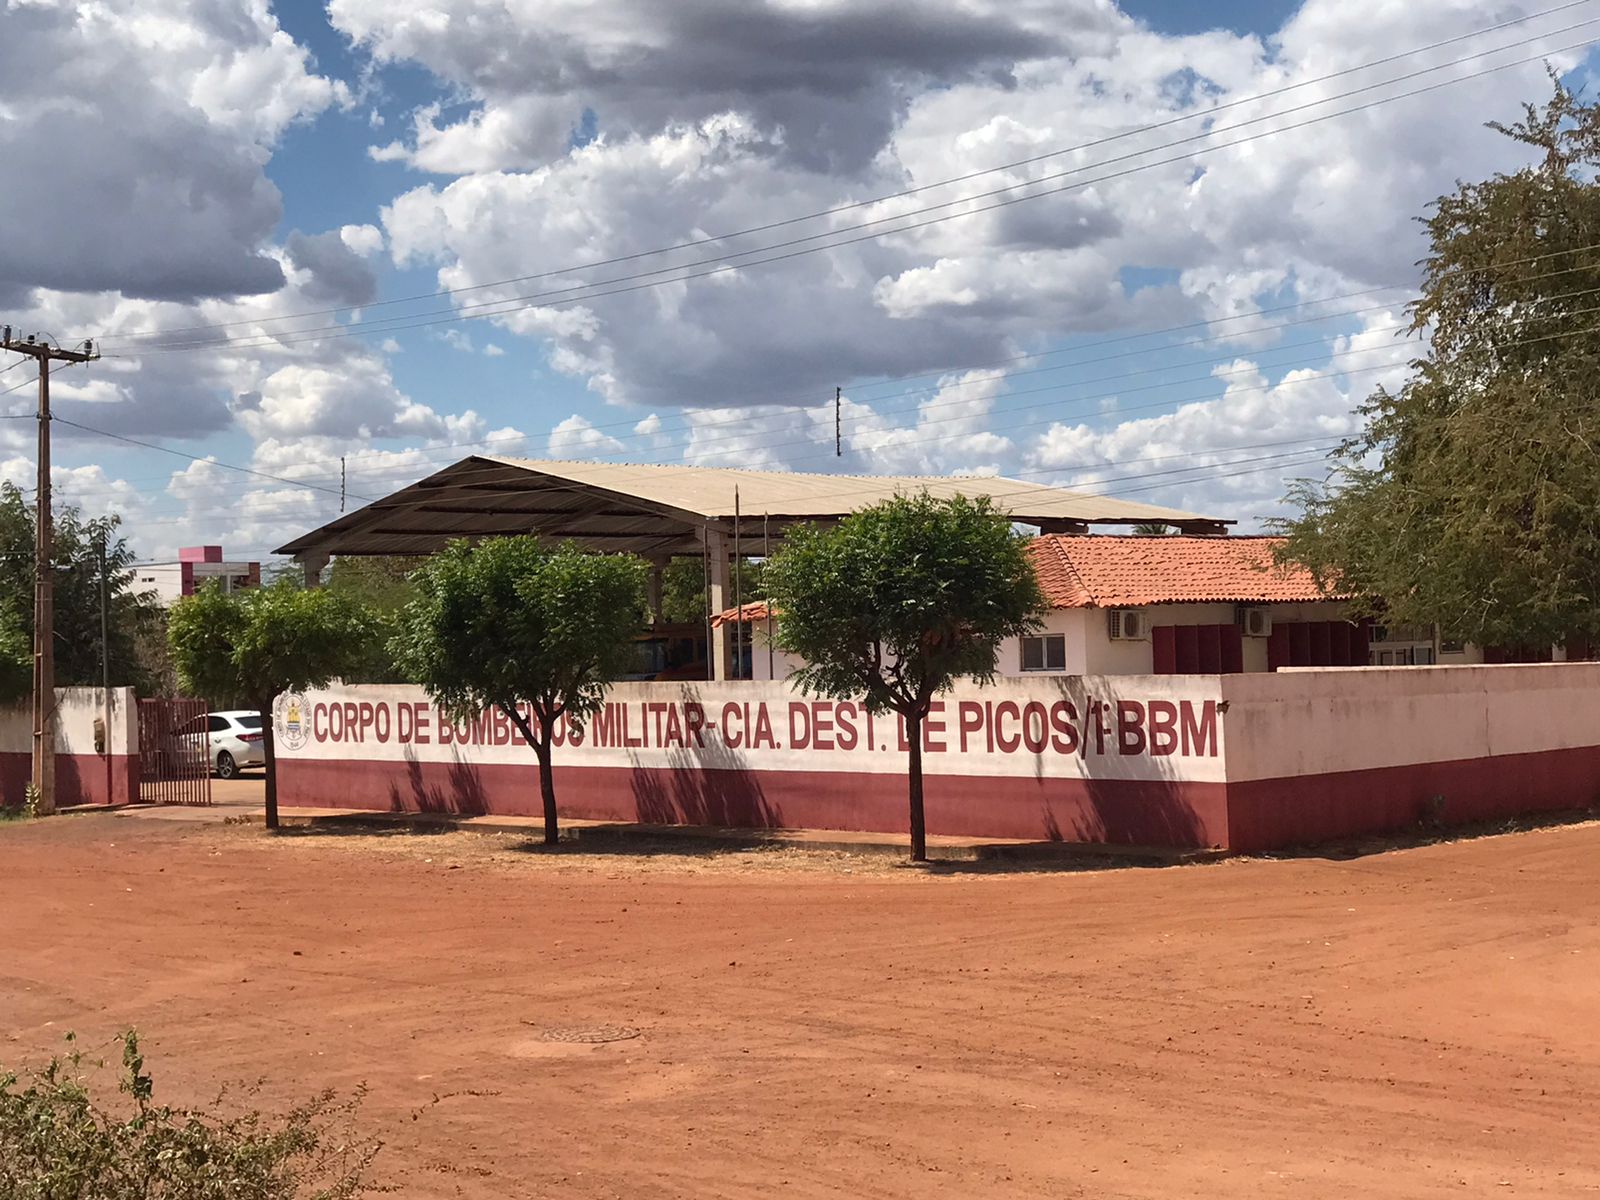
[[138, 698, 213, 806]]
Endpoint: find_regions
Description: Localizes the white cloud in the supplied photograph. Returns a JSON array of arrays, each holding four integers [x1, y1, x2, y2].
[[332, 0, 1117, 174], [339, 224, 385, 258], [9, 0, 1591, 556], [372, 1, 1578, 426], [548, 414, 626, 457], [0, 0, 344, 303]]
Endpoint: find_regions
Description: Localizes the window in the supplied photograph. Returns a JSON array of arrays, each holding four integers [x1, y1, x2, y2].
[[1020, 634, 1066, 672], [1267, 620, 1371, 670], [1152, 624, 1245, 674], [207, 715, 230, 733], [235, 714, 263, 730]]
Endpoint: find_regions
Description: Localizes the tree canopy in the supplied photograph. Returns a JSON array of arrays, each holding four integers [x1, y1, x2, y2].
[[390, 538, 646, 844], [168, 579, 381, 827], [1277, 77, 1600, 650], [656, 556, 765, 624], [764, 493, 1043, 860], [0, 483, 159, 697]]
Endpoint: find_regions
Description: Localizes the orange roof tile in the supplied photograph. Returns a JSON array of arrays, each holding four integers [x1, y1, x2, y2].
[[1027, 535, 1335, 609], [711, 600, 774, 628]]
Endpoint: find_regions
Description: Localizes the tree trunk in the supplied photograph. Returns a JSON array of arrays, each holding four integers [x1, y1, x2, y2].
[[533, 720, 558, 846], [259, 704, 278, 832], [905, 707, 927, 862]]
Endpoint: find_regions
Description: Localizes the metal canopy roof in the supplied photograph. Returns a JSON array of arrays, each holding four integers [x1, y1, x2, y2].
[[276, 455, 1233, 562]]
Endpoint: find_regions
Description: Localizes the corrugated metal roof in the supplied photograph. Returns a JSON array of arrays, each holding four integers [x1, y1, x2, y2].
[[475, 457, 1220, 523], [277, 456, 1231, 560]]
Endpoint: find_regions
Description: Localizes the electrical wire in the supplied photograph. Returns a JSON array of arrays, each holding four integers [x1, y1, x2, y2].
[[91, 0, 1597, 346], [57, 240, 1600, 508], [51, 303, 1600, 519], [106, 27, 1600, 355]]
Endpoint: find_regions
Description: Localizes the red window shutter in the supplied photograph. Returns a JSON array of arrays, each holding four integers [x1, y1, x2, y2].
[[1328, 621, 1352, 666], [1197, 624, 1222, 673], [1268, 623, 1289, 671], [1174, 625, 1200, 673], [1351, 621, 1371, 664], [1289, 622, 1312, 665], [1152, 625, 1177, 674], [1309, 621, 1332, 665], [1221, 624, 1244, 674]]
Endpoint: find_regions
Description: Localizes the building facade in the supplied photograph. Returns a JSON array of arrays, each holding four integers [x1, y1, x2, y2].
[[725, 535, 1381, 679], [136, 546, 261, 605]]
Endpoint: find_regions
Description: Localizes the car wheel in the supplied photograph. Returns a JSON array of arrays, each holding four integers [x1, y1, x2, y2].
[[216, 751, 238, 780]]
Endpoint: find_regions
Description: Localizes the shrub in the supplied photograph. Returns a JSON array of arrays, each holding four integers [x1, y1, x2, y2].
[[0, 1031, 380, 1199]]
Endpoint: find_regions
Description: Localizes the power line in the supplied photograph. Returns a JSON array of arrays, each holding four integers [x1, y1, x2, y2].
[[91, 1, 1597, 346], [48, 417, 373, 505], [60, 239, 1600, 507], [135, 278, 1600, 493], [51, 304, 1600, 516], [106, 27, 1600, 356]]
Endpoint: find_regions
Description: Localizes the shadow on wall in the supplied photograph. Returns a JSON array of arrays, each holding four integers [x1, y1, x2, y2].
[[389, 743, 488, 816], [1029, 676, 1212, 849], [629, 684, 783, 829]]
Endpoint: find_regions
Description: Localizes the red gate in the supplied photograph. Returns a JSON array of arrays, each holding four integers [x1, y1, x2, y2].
[[138, 698, 213, 806]]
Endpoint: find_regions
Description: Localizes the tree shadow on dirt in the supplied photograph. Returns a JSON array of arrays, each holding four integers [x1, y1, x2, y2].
[[626, 684, 783, 830], [386, 746, 488, 816], [1251, 806, 1600, 862]]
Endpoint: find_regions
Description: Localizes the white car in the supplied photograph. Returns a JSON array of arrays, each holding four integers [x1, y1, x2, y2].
[[177, 710, 266, 779]]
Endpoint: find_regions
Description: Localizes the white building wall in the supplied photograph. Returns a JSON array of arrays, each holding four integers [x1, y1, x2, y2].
[[134, 564, 185, 605], [997, 608, 1090, 677], [746, 624, 807, 681], [1000, 599, 1355, 677]]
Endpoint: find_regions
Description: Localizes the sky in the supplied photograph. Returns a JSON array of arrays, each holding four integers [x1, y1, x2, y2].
[[0, 0, 1594, 564]]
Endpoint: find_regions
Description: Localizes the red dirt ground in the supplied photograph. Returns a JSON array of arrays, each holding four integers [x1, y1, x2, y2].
[[3, 813, 1599, 1198]]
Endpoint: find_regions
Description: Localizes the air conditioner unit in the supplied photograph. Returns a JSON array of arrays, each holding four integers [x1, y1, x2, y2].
[[1237, 606, 1272, 638], [1107, 608, 1148, 641]]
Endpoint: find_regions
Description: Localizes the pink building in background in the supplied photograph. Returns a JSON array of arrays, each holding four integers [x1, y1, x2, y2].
[[136, 546, 261, 606]]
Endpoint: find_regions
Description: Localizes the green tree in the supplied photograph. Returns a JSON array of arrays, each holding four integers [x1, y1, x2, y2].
[[657, 556, 766, 624], [168, 580, 380, 829], [0, 484, 158, 691], [253, 557, 422, 682], [1132, 523, 1172, 537], [1277, 77, 1600, 649], [764, 493, 1044, 861], [323, 556, 425, 682], [390, 538, 646, 845]]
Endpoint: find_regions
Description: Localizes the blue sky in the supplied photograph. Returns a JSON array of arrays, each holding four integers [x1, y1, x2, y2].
[[2, 0, 1592, 560]]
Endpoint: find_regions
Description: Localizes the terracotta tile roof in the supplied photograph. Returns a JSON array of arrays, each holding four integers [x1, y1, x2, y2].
[[714, 537, 1333, 622], [1026, 535, 1335, 609], [711, 600, 774, 628]]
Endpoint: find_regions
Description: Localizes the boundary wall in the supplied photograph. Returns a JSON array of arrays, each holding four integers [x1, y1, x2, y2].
[[271, 665, 1600, 852], [0, 688, 138, 807]]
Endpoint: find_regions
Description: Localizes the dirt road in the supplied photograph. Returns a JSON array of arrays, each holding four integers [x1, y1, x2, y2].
[[3, 814, 1597, 1198]]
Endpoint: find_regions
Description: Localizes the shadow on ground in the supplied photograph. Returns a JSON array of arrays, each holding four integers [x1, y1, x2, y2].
[[1250, 806, 1600, 863], [261, 818, 1205, 875]]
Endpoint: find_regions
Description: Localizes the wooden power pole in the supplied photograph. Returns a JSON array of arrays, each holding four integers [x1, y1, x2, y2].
[[0, 329, 98, 815]]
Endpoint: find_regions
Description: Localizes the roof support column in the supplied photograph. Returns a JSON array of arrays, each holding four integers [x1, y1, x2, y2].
[[647, 558, 666, 626], [703, 528, 730, 681], [300, 552, 329, 590]]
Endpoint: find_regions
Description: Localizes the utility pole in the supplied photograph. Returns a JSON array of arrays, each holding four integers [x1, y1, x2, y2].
[[1, 329, 98, 816], [100, 528, 112, 807], [835, 386, 842, 457]]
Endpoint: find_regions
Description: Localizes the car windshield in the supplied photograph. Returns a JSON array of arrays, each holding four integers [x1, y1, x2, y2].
[[234, 714, 263, 730]]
